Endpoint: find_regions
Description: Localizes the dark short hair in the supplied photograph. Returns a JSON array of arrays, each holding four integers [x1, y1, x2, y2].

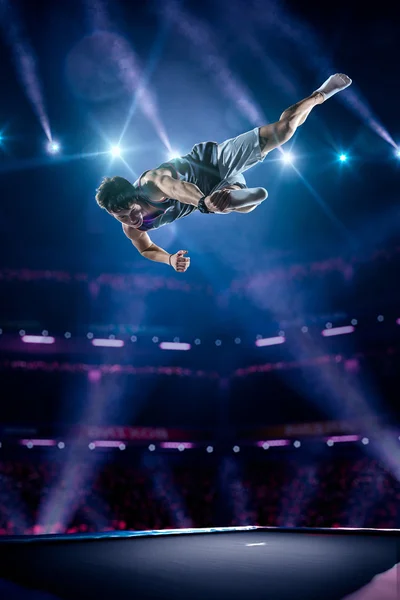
[[95, 176, 137, 213]]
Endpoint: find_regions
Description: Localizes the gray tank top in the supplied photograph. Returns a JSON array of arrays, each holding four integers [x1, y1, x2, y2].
[[134, 141, 222, 231]]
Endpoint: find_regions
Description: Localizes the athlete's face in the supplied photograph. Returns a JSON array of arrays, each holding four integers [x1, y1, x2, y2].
[[110, 202, 144, 229]]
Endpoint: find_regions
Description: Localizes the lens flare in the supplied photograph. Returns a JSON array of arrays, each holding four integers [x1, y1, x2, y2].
[[47, 140, 60, 154], [282, 152, 294, 164], [110, 145, 122, 157]]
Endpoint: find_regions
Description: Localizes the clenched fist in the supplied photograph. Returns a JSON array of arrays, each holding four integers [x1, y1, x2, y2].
[[169, 250, 191, 273], [205, 186, 236, 213]]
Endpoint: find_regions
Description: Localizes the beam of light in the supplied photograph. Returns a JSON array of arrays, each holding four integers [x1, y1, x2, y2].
[[340, 88, 397, 149], [21, 335, 55, 344], [83, 1, 171, 152], [120, 157, 139, 180], [20, 439, 57, 447], [0, 0, 52, 141], [0, 150, 111, 175], [255, 335, 285, 347], [291, 163, 353, 243], [142, 453, 193, 527], [159, 341, 191, 351], [250, 0, 396, 149], [118, 20, 171, 145], [321, 325, 355, 337], [162, 2, 265, 126], [243, 243, 400, 493], [219, 2, 298, 99], [91, 338, 124, 347], [339, 154, 348, 162], [37, 372, 129, 533], [256, 439, 291, 448], [395, 148, 400, 159]]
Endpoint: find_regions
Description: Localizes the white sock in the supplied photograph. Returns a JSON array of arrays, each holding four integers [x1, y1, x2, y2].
[[228, 187, 268, 209], [315, 73, 352, 100]]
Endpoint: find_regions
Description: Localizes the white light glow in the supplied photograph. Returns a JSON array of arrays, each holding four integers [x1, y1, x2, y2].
[[255, 335, 285, 347], [110, 145, 122, 157], [168, 150, 181, 160], [339, 154, 347, 162], [22, 335, 55, 345], [321, 325, 355, 337], [91, 338, 124, 347], [282, 152, 294, 164], [159, 341, 191, 351], [47, 141, 60, 154]]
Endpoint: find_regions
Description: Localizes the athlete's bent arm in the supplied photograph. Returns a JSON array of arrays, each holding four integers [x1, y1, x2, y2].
[[142, 170, 204, 206], [142, 172, 259, 213], [122, 224, 190, 272]]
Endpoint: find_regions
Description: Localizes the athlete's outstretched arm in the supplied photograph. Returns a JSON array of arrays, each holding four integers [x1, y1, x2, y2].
[[122, 224, 190, 272], [142, 170, 204, 206]]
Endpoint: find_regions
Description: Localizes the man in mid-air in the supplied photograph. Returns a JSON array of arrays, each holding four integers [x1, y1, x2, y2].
[[96, 74, 352, 273]]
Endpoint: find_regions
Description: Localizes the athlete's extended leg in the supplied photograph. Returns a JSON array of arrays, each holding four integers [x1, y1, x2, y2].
[[206, 91, 325, 213], [208, 74, 352, 213], [259, 73, 352, 156]]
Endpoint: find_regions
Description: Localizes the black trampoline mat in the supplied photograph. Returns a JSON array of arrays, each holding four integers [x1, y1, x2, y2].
[[0, 527, 398, 600]]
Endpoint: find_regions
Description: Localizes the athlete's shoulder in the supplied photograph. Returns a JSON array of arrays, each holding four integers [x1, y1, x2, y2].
[[133, 170, 168, 203], [143, 166, 179, 183], [122, 223, 142, 240]]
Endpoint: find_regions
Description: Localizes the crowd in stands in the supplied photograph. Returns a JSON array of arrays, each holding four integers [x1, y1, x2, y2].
[[0, 454, 398, 535]]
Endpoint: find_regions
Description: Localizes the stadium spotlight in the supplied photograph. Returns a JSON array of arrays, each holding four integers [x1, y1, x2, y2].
[[47, 140, 60, 154], [339, 153, 347, 162], [281, 151, 294, 164], [110, 145, 122, 158]]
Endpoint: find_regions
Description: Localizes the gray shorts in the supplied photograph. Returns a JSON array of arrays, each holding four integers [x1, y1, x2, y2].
[[216, 127, 266, 187]]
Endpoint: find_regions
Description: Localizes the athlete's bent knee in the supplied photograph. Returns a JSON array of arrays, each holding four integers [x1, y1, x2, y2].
[[257, 187, 268, 201]]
